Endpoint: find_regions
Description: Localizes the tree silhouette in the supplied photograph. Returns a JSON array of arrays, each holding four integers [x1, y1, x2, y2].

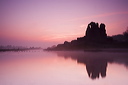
[[123, 27, 128, 41]]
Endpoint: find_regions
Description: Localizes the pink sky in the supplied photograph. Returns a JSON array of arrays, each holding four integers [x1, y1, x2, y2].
[[0, 0, 128, 48]]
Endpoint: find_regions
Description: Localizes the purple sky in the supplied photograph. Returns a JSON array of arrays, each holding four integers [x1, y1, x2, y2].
[[0, 0, 128, 48]]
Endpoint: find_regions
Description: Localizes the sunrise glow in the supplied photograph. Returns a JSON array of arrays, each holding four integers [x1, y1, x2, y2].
[[0, 0, 128, 47]]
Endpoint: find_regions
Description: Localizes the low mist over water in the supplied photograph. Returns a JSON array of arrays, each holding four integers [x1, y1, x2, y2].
[[0, 50, 128, 85]]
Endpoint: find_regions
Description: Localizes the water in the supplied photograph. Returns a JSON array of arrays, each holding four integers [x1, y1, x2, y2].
[[0, 50, 128, 85]]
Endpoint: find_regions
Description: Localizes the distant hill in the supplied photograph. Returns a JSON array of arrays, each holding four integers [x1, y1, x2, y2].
[[0, 45, 42, 52]]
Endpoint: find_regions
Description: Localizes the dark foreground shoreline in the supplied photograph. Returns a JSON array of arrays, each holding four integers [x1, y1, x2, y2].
[[44, 48, 128, 53], [84, 48, 128, 52], [1, 48, 128, 52], [0, 48, 42, 52], [0, 49, 30, 52]]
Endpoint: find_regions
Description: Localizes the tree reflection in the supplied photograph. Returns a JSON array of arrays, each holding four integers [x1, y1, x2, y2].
[[55, 51, 128, 79]]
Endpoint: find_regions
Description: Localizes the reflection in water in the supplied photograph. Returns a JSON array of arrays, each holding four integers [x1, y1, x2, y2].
[[0, 51, 128, 85], [55, 51, 128, 79], [85, 58, 107, 79]]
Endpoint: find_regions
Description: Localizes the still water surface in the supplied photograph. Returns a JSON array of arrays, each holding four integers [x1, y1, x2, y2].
[[0, 50, 128, 85]]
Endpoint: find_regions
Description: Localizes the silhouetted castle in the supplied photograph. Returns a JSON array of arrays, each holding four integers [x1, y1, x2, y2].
[[45, 22, 128, 50], [86, 22, 107, 43]]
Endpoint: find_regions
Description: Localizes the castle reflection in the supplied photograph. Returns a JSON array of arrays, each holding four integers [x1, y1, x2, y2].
[[81, 57, 107, 79], [55, 51, 128, 79]]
